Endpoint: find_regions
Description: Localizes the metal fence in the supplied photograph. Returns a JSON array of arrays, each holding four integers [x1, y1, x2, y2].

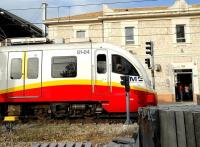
[[139, 104, 200, 147]]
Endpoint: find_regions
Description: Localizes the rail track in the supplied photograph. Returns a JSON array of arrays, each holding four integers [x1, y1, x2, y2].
[[7, 114, 137, 125]]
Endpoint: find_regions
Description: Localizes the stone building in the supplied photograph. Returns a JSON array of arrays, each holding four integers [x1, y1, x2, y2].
[[44, 0, 200, 103]]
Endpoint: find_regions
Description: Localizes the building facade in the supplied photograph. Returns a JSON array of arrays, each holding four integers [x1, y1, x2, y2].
[[44, 0, 200, 103]]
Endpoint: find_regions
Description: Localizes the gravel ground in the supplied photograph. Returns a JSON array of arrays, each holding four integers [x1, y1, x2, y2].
[[0, 121, 138, 147]]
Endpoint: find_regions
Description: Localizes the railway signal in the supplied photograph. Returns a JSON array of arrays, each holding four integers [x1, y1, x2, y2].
[[145, 58, 151, 69], [120, 75, 130, 92], [146, 41, 153, 56], [145, 41, 155, 90]]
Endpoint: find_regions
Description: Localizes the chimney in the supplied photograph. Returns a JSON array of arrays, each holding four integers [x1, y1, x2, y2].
[[170, 0, 190, 10], [102, 4, 113, 15]]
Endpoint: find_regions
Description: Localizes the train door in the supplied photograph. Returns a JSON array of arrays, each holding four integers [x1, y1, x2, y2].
[[93, 49, 110, 97], [24, 51, 42, 98], [7, 52, 24, 98], [7, 51, 42, 98]]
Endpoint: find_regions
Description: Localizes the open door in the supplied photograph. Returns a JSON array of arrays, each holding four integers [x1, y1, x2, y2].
[[174, 69, 193, 102], [7, 51, 42, 98]]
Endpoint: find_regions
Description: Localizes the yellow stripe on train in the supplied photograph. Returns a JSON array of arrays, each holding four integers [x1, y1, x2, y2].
[[0, 79, 154, 94]]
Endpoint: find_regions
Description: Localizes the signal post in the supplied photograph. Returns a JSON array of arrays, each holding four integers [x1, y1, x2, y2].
[[120, 75, 132, 125]]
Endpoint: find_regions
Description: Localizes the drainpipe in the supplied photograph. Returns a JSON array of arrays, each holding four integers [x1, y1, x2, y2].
[[102, 20, 104, 42]]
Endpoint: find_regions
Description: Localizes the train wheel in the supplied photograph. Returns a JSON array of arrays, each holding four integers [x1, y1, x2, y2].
[[20, 104, 34, 122], [50, 103, 69, 119], [0, 104, 8, 120]]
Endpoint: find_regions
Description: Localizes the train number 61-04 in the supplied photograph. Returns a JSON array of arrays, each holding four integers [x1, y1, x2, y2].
[[77, 50, 90, 55]]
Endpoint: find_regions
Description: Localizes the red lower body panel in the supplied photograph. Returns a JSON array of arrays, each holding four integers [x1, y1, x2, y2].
[[0, 85, 157, 113]]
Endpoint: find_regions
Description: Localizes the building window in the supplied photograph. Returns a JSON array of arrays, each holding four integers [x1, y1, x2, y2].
[[51, 56, 77, 78], [112, 54, 139, 76], [27, 58, 39, 79], [97, 54, 107, 74], [10, 58, 22, 79], [76, 30, 86, 38], [176, 25, 186, 43], [125, 27, 134, 45]]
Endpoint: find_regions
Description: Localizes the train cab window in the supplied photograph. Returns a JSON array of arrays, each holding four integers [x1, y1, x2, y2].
[[51, 56, 77, 78], [10, 58, 22, 79], [97, 54, 107, 74], [27, 58, 39, 79], [112, 54, 139, 76]]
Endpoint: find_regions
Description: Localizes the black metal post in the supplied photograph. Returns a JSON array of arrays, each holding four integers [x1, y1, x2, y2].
[[120, 75, 132, 125], [151, 41, 155, 90], [125, 91, 132, 125]]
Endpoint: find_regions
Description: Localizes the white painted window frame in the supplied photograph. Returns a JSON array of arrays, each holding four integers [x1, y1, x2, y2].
[[125, 27, 135, 45], [172, 18, 191, 44], [73, 25, 89, 39], [76, 30, 86, 39], [121, 21, 139, 46], [176, 24, 186, 43]]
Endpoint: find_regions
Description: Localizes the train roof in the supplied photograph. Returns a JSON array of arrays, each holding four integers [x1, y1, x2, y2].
[[0, 42, 125, 53]]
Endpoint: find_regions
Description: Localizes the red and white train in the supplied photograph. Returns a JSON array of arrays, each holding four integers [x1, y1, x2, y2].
[[0, 39, 157, 117]]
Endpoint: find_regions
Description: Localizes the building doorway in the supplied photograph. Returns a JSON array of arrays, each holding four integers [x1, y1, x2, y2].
[[174, 69, 193, 102]]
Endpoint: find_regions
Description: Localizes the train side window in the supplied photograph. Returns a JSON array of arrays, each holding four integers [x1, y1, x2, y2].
[[112, 54, 139, 76], [27, 58, 39, 79], [10, 58, 22, 79], [51, 56, 77, 78], [97, 54, 107, 74]]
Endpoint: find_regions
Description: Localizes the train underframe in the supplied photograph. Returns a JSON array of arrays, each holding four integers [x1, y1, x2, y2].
[[0, 102, 140, 120], [0, 102, 134, 120]]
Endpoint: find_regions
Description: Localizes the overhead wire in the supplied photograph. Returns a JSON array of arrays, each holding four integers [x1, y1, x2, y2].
[[1, 24, 200, 29], [2, 0, 199, 26], [4, 0, 198, 20], [6, 0, 159, 11]]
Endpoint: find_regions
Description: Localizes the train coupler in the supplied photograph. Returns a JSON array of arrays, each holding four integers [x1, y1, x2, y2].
[[3, 116, 18, 132]]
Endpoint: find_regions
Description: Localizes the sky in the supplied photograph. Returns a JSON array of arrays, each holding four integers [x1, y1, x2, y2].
[[1, 0, 200, 28]]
